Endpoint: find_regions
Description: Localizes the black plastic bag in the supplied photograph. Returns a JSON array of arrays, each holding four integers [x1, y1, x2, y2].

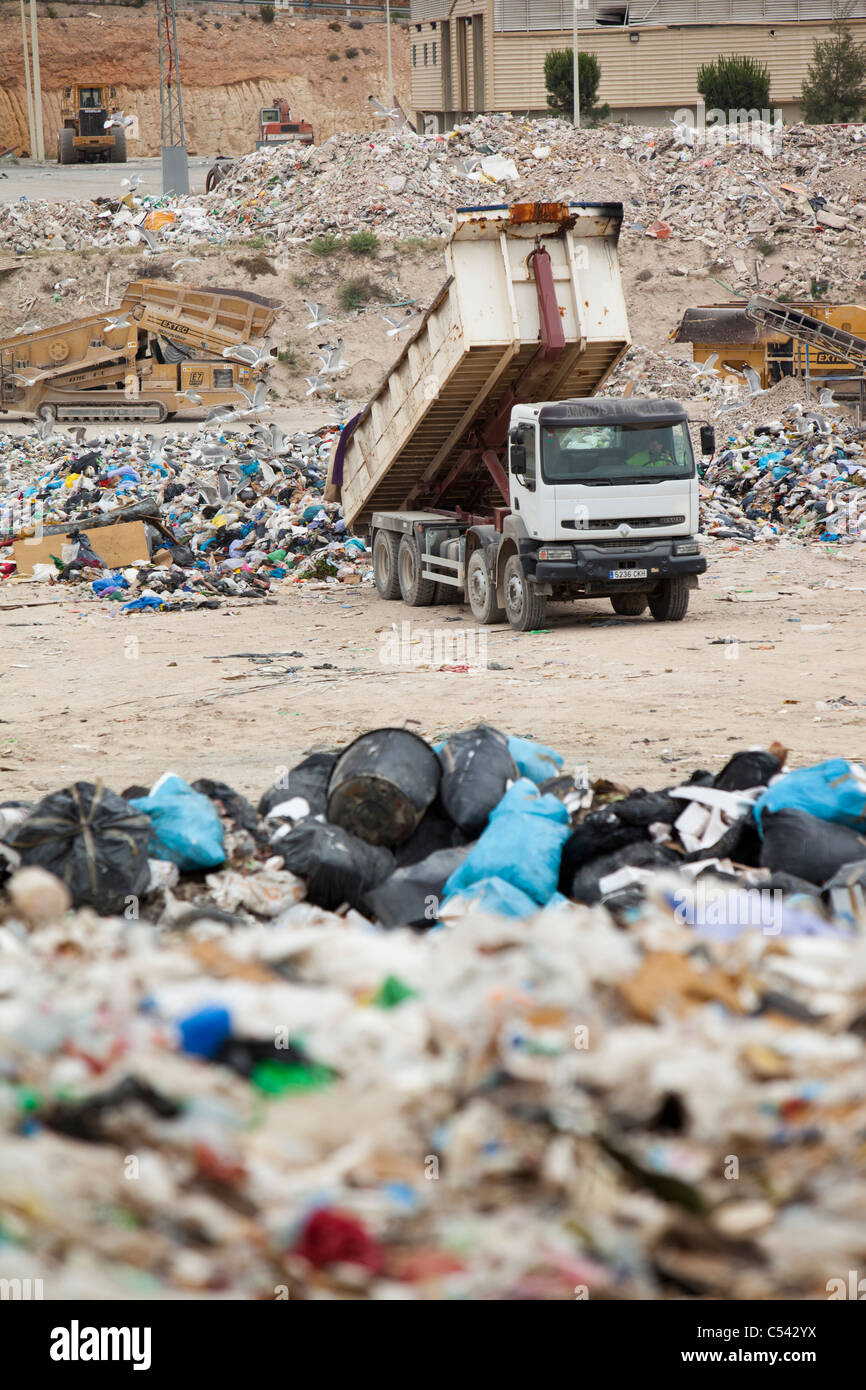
[[8, 782, 152, 914], [193, 778, 262, 836], [558, 812, 644, 893], [259, 751, 338, 819], [681, 809, 763, 867], [364, 845, 471, 928], [568, 841, 680, 905], [714, 749, 781, 792], [760, 807, 866, 885], [393, 797, 468, 868], [278, 819, 394, 912], [437, 724, 517, 837]]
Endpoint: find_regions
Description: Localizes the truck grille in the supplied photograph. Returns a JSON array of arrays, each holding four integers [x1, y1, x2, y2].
[[563, 515, 686, 531]]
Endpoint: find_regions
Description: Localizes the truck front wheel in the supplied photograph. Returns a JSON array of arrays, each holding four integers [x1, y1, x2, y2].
[[58, 128, 76, 165], [611, 592, 648, 616], [373, 529, 401, 600], [109, 131, 127, 163], [467, 549, 504, 624], [649, 576, 690, 622], [398, 535, 436, 606], [503, 555, 547, 632]]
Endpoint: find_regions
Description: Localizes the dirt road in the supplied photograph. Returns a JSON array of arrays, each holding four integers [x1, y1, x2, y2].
[[2, 540, 864, 803], [0, 157, 213, 204]]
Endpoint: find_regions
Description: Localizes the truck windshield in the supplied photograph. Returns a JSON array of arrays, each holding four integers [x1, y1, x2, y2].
[[79, 89, 104, 108], [540, 421, 694, 485]]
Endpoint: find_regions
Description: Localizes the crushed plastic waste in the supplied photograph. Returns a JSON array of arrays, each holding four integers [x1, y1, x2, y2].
[[2, 722, 866, 1298], [0, 423, 372, 598]]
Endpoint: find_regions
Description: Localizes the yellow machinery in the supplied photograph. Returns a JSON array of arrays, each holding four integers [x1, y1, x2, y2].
[[58, 82, 126, 164], [0, 281, 278, 423], [673, 299, 866, 400]]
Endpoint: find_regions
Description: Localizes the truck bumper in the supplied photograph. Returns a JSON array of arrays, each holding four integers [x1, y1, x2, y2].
[[531, 543, 707, 588]]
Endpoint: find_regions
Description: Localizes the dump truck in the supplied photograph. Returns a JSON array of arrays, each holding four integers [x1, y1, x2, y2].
[[674, 298, 866, 402], [257, 98, 314, 150], [326, 201, 707, 632], [58, 83, 127, 164], [0, 281, 278, 423]]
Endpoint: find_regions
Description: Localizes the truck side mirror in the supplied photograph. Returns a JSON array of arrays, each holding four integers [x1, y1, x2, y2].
[[510, 442, 526, 472], [700, 424, 716, 456]]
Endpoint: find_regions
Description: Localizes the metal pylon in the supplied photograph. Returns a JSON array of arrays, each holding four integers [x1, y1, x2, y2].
[[158, 0, 189, 196]]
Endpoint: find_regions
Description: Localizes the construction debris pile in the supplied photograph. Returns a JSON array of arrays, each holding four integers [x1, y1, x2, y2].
[[2, 116, 864, 299], [1, 726, 865, 1299], [0, 423, 370, 601]]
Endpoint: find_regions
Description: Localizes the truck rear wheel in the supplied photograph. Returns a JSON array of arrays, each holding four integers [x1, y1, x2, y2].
[[611, 592, 648, 616], [109, 131, 127, 163], [58, 128, 76, 165], [503, 555, 547, 632], [467, 548, 504, 625], [649, 577, 690, 622], [373, 529, 401, 600], [398, 535, 436, 607]]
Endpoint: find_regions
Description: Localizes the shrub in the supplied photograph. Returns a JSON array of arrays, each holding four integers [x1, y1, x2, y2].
[[328, 51, 339, 61], [236, 253, 277, 279], [345, 46, 359, 59], [310, 233, 341, 256], [801, 16, 866, 123], [260, 3, 275, 22], [349, 18, 363, 28], [291, 271, 311, 288], [338, 276, 385, 312], [544, 49, 609, 123], [328, 19, 341, 30], [751, 234, 775, 257], [697, 54, 770, 112], [347, 228, 379, 256]]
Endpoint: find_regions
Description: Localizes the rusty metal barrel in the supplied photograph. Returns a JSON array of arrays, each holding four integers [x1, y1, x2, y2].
[[326, 728, 441, 847]]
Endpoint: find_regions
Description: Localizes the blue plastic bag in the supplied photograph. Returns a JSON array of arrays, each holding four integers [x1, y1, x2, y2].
[[440, 875, 540, 919], [178, 1005, 232, 1058], [443, 777, 570, 906], [507, 734, 564, 785], [754, 758, 866, 836], [132, 773, 225, 870]]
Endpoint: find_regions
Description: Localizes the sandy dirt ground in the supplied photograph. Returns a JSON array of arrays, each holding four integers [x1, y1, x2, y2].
[[0, 156, 213, 202], [2, 539, 864, 803]]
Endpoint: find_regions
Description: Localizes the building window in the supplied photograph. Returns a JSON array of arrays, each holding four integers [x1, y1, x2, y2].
[[412, 45, 416, 66], [433, 41, 437, 63], [424, 43, 428, 65]]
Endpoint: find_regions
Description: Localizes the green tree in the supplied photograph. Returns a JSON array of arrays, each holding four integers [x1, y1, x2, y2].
[[696, 54, 770, 111], [544, 49, 610, 124], [801, 16, 866, 123]]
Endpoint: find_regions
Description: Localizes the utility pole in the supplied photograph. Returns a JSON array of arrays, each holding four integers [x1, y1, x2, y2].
[[18, 0, 36, 160], [385, 0, 394, 109], [572, 0, 580, 129], [158, 0, 189, 196], [28, 0, 45, 161]]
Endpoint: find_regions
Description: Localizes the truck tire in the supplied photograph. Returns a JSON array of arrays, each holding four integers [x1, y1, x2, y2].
[[398, 535, 436, 607], [611, 592, 648, 616], [373, 529, 401, 600], [467, 548, 504, 625], [58, 128, 76, 165], [503, 555, 547, 632], [109, 131, 127, 163], [649, 576, 690, 622]]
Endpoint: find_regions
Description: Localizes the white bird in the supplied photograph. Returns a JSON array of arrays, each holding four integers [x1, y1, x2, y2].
[[105, 112, 134, 130], [251, 422, 291, 457], [305, 374, 330, 396], [222, 341, 275, 368], [172, 256, 200, 269], [121, 173, 141, 192], [314, 338, 349, 374], [818, 387, 840, 410], [688, 351, 720, 381], [369, 95, 403, 123], [742, 366, 769, 398], [103, 310, 133, 332], [177, 389, 203, 406], [234, 381, 270, 412], [379, 309, 417, 338], [303, 301, 332, 331]]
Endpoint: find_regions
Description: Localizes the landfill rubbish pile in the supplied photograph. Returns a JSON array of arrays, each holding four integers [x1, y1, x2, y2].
[[700, 399, 866, 543], [1, 724, 865, 1299], [0, 423, 371, 602], [1, 116, 864, 299]]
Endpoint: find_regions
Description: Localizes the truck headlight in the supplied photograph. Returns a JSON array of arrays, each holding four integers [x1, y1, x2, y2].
[[538, 546, 573, 561], [673, 541, 700, 555]]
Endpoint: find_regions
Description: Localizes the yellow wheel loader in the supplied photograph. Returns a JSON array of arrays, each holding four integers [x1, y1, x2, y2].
[[58, 83, 127, 164]]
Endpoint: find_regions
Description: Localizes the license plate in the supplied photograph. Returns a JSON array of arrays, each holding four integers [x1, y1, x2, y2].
[[610, 568, 647, 581]]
